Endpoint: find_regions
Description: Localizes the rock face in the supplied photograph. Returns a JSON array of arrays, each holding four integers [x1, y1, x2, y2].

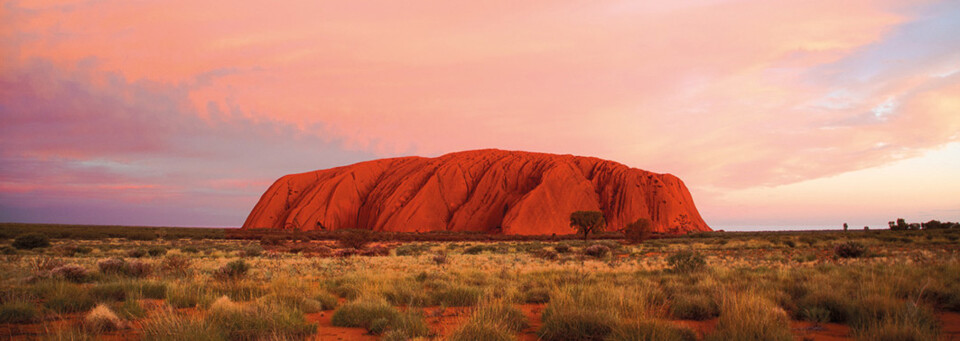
[[242, 149, 710, 235]]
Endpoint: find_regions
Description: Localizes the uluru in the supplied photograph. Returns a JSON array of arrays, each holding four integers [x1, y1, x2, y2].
[[242, 149, 710, 235]]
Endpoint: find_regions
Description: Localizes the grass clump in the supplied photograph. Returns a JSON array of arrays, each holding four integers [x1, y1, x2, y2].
[[83, 304, 122, 333], [707, 293, 792, 341], [39, 281, 96, 313], [667, 250, 706, 273], [213, 259, 250, 281], [142, 310, 224, 341], [166, 283, 213, 308], [204, 296, 318, 340], [331, 298, 401, 329], [538, 286, 624, 341], [434, 284, 482, 307], [448, 319, 516, 341], [669, 292, 719, 320], [609, 320, 697, 341], [0, 300, 39, 324]]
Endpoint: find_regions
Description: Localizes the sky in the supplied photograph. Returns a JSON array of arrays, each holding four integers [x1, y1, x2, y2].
[[1, 0, 958, 230]]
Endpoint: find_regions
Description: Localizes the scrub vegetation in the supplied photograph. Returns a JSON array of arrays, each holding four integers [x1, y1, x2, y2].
[[0, 223, 958, 340]]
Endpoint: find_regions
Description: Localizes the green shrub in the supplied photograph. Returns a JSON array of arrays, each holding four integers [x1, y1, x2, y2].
[[13, 233, 50, 249], [667, 251, 706, 273], [331, 298, 400, 329], [213, 259, 249, 281], [0, 300, 39, 323]]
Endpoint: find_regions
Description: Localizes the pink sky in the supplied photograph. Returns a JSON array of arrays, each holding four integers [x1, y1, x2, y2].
[[1, 0, 958, 229]]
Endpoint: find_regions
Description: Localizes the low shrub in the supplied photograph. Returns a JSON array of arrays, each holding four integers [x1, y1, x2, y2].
[[0, 300, 39, 324], [124, 260, 153, 278], [147, 247, 167, 257], [50, 264, 91, 283], [337, 229, 376, 249], [834, 241, 867, 258], [13, 233, 50, 249], [583, 244, 611, 258], [331, 298, 401, 329], [213, 259, 249, 281], [360, 246, 390, 256], [395, 244, 430, 256], [161, 254, 192, 276], [667, 251, 706, 273], [239, 245, 263, 257], [554, 244, 571, 253], [126, 249, 148, 258], [97, 258, 127, 275]]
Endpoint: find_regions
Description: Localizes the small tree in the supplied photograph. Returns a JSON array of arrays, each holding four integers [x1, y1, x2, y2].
[[569, 211, 605, 240], [624, 218, 653, 244], [843, 223, 848, 232]]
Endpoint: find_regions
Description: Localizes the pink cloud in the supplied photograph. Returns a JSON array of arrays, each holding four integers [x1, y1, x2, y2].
[[2, 0, 958, 227]]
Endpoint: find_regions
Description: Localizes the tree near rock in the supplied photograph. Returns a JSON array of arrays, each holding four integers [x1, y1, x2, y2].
[[570, 211, 605, 240]]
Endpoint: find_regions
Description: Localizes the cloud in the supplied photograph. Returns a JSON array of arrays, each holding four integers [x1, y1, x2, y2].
[[0, 58, 376, 226], [2, 0, 959, 226]]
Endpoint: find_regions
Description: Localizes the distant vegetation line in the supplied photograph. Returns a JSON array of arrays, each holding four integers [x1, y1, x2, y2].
[[1, 220, 956, 242]]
